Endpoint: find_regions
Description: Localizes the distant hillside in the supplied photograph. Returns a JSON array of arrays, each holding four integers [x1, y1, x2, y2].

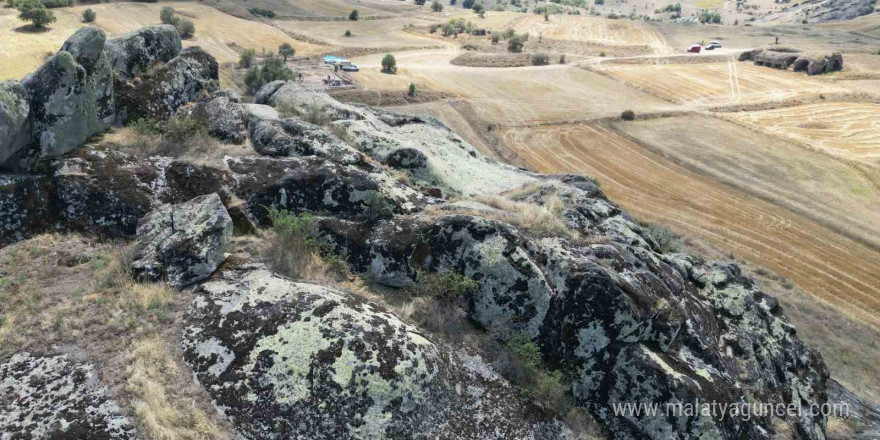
[[762, 0, 877, 23]]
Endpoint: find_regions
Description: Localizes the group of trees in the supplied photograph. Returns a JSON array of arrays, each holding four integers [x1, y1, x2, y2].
[[16, 0, 56, 29], [240, 44, 297, 94], [698, 9, 722, 23], [160, 6, 195, 39]]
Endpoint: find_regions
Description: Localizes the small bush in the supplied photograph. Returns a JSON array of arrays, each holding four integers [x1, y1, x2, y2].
[[531, 52, 549, 65], [81, 8, 96, 23], [558, 54, 565, 64], [175, 18, 195, 39], [381, 53, 397, 73], [508, 35, 524, 53], [248, 7, 275, 18], [238, 48, 256, 68], [642, 223, 683, 253], [432, 0, 443, 12], [40, 0, 68, 7], [491, 33, 499, 44], [344, 29, 353, 37], [278, 42, 295, 62], [411, 271, 479, 302], [244, 56, 295, 95], [499, 332, 572, 413], [300, 103, 331, 126], [621, 109, 635, 120], [266, 209, 348, 281], [363, 191, 394, 221], [408, 82, 417, 97], [349, 9, 359, 20], [160, 6, 175, 24], [130, 118, 161, 136]]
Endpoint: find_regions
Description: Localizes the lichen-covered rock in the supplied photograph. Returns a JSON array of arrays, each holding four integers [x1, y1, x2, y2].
[[0, 80, 32, 171], [191, 90, 246, 143], [249, 117, 365, 165], [105, 24, 182, 79], [0, 353, 136, 439], [241, 103, 279, 124], [115, 46, 218, 122], [225, 155, 426, 224], [0, 175, 53, 246], [182, 266, 574, 440], [754, 51, 800, 69], [132, 193, 232, 289], [17, 27, 114, 170], [254, 81, 364, 121]]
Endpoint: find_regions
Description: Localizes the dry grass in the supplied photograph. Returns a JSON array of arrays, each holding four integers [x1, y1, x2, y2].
[[0, 234, 235, 438]]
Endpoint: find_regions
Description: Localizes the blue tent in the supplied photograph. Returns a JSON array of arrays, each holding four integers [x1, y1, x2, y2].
[[323, 55, 348, 64]]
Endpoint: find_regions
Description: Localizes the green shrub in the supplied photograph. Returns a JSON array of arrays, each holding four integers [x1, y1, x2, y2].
[[408, 82, 417, 97], [559, 54, 566, 64], [411, 271, 479, 302], [248, 7, 275, 18], [266, 209, 348, 280], [238, 48, 256, 68], [344, 29, 353, 37], [531, 52, 549, 65], [300, 103, 331, 126], [130, 118, 161, 136], [642, 223, 683, 253], [40, 0, 68, 8], [160, 6, 175, 24], [501, 332, 572, 413], [491, 33, 499, 44], [508, 34, 524, 53], [621, 109, 635, 120], [81, 8, 96, 23], [278, 42, 295, 62], [364, 191, 394, 221], [244, 56, 295, 95], [17, 0, 55, 29], [349, 9, 359, 20], [432, 0, 443, 12], [175, 18, 195, 39], [381, 53, 397, 73]]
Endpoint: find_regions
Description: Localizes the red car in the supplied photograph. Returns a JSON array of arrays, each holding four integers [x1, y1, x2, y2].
[[688, 44, 702, 53]]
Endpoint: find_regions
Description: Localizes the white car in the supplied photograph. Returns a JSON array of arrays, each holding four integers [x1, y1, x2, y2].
[[706, 41, 722, 50]]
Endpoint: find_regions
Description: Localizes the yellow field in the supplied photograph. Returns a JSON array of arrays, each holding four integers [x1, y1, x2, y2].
[[500, 122, 880, 328], [511, 15, 668, 51], [726, 103, 880, 164], [287, 0, 388, 17], [0, 2, 324, 80], [595, 60, 845, 106], [351, 50, 675, 123], [275, 16, 440, 48]]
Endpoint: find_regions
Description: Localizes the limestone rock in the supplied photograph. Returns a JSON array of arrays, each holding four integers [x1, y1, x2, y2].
[[249, 117, 365, 165], [115, 46, 218, 122], [0, 353, 136, 439], [0, 80, 32, 170], [191, 90, 246, 143], [132, 193, 233, 289], [182, 266, 574, 440], [105, 24, 182, 79], [19, 28, 114, 170]]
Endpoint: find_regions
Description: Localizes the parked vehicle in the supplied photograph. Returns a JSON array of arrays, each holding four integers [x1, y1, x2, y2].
[[688, 44, 702, 53], [340, 63, 359, 72], [705, 41, 722, 50]]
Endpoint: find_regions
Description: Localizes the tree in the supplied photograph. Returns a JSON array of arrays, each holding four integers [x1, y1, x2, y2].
[[543, 9, 550, 20], [239, 48, 256, 68], [414, 0, 426, 4], [432, 0, 443, 12], [408, 83, 416, 97], [278, 43, 295, 62], [349, 9, 359, 20], [621, 110, 635, 121], [82, 8, 96, 23], [449, 0, 456, 5], [176, 18, 195, 39], [462, 0, 475, 7], [17, 0, 55, 29], [160, 6, 175, 24], [244, 56, 295, 95], [381, 53, 397, 73], [472, 2, 484, 16], [507, 34, 523, 53], [344, 30, 352, 37]]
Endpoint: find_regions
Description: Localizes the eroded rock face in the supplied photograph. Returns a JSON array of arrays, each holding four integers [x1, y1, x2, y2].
[[0, 175, 53, 247], [132, 193, 232, 289], [254, 81, 364, 121], [249, 117, 364, 165], [17, 27, 114, 170], [182, 266, 574, 440], [0, 80, 32, 170], [0, 353, 136, 439], [115, 46, 219, 122], [225, 155, 426, 224], [105, 24, 182, 79], [191, 90, 246, 144]]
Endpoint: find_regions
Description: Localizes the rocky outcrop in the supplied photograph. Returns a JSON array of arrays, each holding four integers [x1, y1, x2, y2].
[[0, 353, 136, 439], [225, 155, 427, 224], [182, 266, 574, 440], [0, 175, 53, 247], [14, 27, 114, 170], [249, 117, 365, 165], [115, 46, 219, 122], [760, 0, 877, 23], [254, 81, 364, 121], [190, 90, 247, 144], [0, 80, 31, 171], [105, 24, 182, 79], [132, 193, 232, 289]]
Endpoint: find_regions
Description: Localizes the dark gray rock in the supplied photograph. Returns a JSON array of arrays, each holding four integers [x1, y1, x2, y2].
[[225, 155, 426, 224], [115, 46, 219, 122], [105, 24, 182, 79], [0, 353, 136, 439], [249, 117, 364, 165], [191, 90, 246, 144], [0, 175, 53, 247], [18, 28, 114, 170], [0, 80, 32, 170], [761, 0, 877, 23], [181, 265, 575, 440], [132, 193, 232, 289]]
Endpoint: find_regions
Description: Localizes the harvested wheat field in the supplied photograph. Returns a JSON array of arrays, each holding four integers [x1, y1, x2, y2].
[[511, 14, 669, 52], [594, 59, 845, 106], [274, 16, 440, 48], [725, 102, 880, 164], [0, 2, 324, 80], [500, 122, 880, 328], [284, 0, 388, 17], [352, 50, 674, 123]]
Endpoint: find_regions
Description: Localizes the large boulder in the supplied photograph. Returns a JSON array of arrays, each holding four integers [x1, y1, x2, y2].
[[0, 175, 53, 247], [191, 90, 247, 144], [132, 193, 233, 289], [115, 46, 219, 122], [181, 266, 574, 440], [249, 117, 365, 165], [105, 24, 182, 79], [225, 155, 426, 224], [0, 353, 136, 439], [17, 27, 114, 170], [254, 81, 364, 121], [0, 80, 32, 170]]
